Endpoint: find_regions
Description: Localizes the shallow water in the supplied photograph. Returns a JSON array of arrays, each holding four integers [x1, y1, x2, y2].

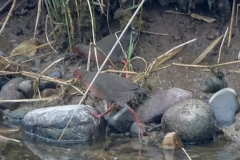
[[1, 128, 240, 160]]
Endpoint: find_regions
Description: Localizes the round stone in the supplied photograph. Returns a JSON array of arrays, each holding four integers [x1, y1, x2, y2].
[[161, 99, 216, 143]]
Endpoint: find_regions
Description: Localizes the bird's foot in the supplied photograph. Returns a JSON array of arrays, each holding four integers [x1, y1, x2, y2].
[[86, 107, 113, 123], [126, 106, 143, 143]]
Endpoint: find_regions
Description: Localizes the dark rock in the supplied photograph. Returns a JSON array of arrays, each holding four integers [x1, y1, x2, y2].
[[0, 77, 9, 90], [0, 90, 25, 109], [1, 78, 24, 91], [2, 109, 10, 116], [7, 106, 37, 124], [206, 33, 215, 40], [41, 88, 57, 97], [162, 99, 216, 143], [209, 88, 239, 126], [200, 77, 227, 93], [16, 27, 23, 36], [137, 88, 192, 123], [108, 107, 134, 133], [39, 81, 57, 91], [18, 80, 34, 98], [48, 71, 62, 79], [22, 105, 106, 144]]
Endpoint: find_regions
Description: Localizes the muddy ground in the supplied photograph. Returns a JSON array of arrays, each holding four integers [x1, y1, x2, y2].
[[1, 1, 240, 104]]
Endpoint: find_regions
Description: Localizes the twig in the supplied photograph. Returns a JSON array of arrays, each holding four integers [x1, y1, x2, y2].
[[140, 31, 168, 36], [45, 15, 57, 53], [21, 52, 54, 64], [172, 63, 209, 68], [218, 27, 229, 63], [0, 98, 54, 103], [41, 58, 64, 75], [7, 41, 55, 58], [102, 70, 138, 74], [33, 0, 42, 38], [66, 6, 74, 39], [228, 0, 236, 47], [182, 148, 192, 160], [75, 0, 81, 27], [86, 0, 99, 70], [0, 70, 84, 95], [164, 38, 197, 56], [0, 0, 13, 13], [0, 0, 16, 34], [173, 59, 240, 68], [58, 0, 147, 141], [236, 4, 240, 26]]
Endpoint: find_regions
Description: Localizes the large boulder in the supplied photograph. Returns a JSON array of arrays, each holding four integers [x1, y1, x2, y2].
[[137, 88, 192, 123], [161, 99, 216, 143], [22, 105, 106, 144]]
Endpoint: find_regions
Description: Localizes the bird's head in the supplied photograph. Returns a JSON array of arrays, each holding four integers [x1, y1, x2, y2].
[[73, 68, 87, 80], [72, 44, 88, 56]]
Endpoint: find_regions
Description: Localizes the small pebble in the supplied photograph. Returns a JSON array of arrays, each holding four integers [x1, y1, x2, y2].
[[18, 80, 34, 99], [48, 71, 62, 79], [41, 88, 57, 97]]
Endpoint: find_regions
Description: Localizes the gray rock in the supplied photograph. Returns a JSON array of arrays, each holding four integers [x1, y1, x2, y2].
[[1, 78, 24, 91], [137, 88, 192, 123], [18, 80, 34, 98], [162, 99, 216, 143], [7, 106, 37, 124], [209, 88, 240, 126], [22, 105, 106, 144], [108, 107, 134, 133], [2, 109, 10, 116], [200, 77, 227, 93], [0, 90, 25, 109], [0, 77, 9, 90], [130, 122, 139, 136], [48, 71, 62, 79]]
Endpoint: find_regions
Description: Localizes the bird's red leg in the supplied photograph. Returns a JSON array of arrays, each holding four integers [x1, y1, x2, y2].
[[122, 104, 142, 142], [121, 60, 129, 78], [86, 107, 113, 123]]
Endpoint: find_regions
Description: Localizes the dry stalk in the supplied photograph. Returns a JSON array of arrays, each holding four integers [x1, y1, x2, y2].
[[228, 0, 236, 47], [102, 70, 138, 74], [0, 0, 16, 34], [21, 52, 54, 64], [141, 31, 168, 36], [218, 27, 229, 63], [66, 6, 74, 39], [0, 0, 13, 13], [45, 15, 57, 53], [172, 63, 209, 68], [33, 0, 42, 38], [0, 70, 84, 95], [236, 4, 240, 26], [75, 0, 81, 27], [0, 98, 53, 103], [86, 0, 99, 70], [182, 148, 192, 160], [58, 0, 147, 141], [7, 41, 55, 58]]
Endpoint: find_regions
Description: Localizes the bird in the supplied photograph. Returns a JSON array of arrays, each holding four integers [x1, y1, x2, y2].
[[72, 27, 138, 77], [73, 68, 146, 141]]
